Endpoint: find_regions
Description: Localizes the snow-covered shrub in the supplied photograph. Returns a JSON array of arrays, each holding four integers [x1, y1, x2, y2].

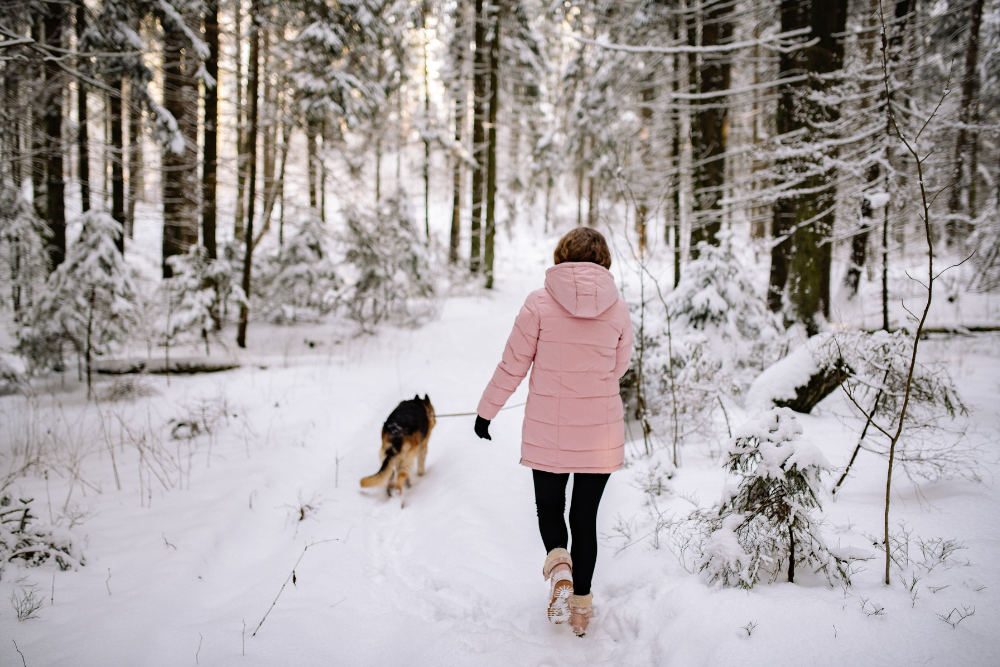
[[0, 353, 26, 396], [255, 214, 340, 323], [829, 330, 973, 483], [162, 245, 243, 355], [698, 408, 844, 588], [0, 493, 83, 575], [338, 191, 435, 332], [0, 184, 49, 319], [18, 212, 139, 390], [633, 236, 784, 457]]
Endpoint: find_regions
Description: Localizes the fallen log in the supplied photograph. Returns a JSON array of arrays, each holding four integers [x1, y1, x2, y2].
[[746, 334, 853, 414], [94, 357, 240, 375]]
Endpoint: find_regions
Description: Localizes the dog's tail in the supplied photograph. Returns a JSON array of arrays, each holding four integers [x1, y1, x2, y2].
[[359, 435, 402, 487]]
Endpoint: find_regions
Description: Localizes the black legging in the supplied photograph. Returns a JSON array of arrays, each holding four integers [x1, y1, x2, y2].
[[531, 469, 610, 596]]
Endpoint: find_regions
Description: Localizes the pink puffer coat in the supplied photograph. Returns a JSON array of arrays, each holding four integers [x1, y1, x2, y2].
[[477, 262, 634, 474]]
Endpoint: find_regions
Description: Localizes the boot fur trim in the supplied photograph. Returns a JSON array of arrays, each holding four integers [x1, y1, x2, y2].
[[543, 548, 573, 580], [569, 592, 593, 610]]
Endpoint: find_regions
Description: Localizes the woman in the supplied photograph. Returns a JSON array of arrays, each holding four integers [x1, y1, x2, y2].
[[474, 227, 633, 637]]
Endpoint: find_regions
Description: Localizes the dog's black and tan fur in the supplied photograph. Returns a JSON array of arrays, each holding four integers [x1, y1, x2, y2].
[[360, 395, 436, 495]]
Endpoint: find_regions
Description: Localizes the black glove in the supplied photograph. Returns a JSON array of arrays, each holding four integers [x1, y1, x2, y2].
[[474, 415, 492, 441]]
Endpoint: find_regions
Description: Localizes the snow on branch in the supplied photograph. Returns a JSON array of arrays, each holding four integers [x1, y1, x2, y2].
[[570, 27, 816, 55]]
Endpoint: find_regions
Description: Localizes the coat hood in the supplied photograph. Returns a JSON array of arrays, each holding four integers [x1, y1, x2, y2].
[[544, 262, 620, 318]]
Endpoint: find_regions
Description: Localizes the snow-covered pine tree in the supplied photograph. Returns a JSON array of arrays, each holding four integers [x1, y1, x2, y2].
[[338, 191, 435, 332], [0, 183, 50, 319], [699, 407, 844, 588], [255, 214, 340, 323], [163, 245, 243, 355], [288, 0, 409, 202], [19, 212, 139, 395], [635, 234, 784, 464]]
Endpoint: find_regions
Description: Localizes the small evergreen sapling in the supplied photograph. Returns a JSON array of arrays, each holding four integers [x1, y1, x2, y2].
[[0, 185, 50, 319], [20, 212, 139, 394], [255, 215, 340, 323], [339, 191, 435, 332], [163, 246, 229, 356], [699, 408, 844, 588]]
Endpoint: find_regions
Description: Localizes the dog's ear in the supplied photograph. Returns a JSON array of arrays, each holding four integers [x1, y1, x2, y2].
[[423, 394, 430, 403], [414, 394, 420, 401]]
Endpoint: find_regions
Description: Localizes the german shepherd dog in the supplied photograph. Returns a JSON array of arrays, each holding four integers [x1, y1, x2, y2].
[[360, 395, 436, 496]]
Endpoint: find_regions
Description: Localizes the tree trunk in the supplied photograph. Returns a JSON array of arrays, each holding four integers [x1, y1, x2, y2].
[[161, 17, 199, 277], [262, 26, 275, 220], [469, 0, 487, 273], [234, 0, 247, 241], [110, 79, 125, 253], [75, 0, 89, 214], [768, 0, 848, 332], [671, 37, 682, 285], [587, 157, 597, 227], [484, 2, 499, 288], [203, 0, 219, 259], [86, 289, 94, 398], [882, 198, 889, 330], [127, 78, 143, 239], [946, 0, 985, 237], [422, 0, 431, 241], [576, 136, 585, 227], [31, 19, 45, 226], [449, 2, 465, 264], [307, 120, 318, 210], [788, 523, 795, 583], [636, 73, 655, 254], [320, 121, 326, 223], [237, 1, 260, 349], [689, 0, 731, 254], [43, 2, 66, 268]]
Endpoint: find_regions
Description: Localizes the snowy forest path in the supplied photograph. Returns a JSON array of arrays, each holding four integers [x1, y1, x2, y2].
[[6, 236, 1000, 667]]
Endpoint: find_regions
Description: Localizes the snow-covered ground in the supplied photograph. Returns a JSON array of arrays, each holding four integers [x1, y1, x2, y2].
[[2, 223, 1000, 666]]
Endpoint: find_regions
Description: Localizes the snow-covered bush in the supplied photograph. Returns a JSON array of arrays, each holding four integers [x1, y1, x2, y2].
[[698, 408, 844, 588], [632, 237, 784, 458], [18, 212, 139, 391], [665, 238, 784, 379], [0, 184, 49, 319], [162, 245, 243, 355], [338, 191, 435, 332], [0, 493, 83, 575], [255, 214, 340, 323]]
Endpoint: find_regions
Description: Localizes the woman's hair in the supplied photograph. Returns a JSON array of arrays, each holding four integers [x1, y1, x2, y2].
[[553, 227, 612, 270]]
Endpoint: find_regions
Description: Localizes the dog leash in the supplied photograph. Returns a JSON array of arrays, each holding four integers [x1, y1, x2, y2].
[[436, 402, 526, 418]]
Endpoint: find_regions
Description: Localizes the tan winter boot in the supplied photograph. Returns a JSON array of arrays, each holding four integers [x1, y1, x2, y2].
[[568, 592, 594, 637], [542, 548, 574, 624]]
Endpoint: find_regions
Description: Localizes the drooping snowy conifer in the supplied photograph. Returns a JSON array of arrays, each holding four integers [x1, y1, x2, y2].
[[20, 212, 139, 394], [699, 408, 843, 588]]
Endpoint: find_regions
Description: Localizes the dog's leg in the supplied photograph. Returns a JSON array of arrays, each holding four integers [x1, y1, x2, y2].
[[417, 438, 428, 476], [393, 450, 416, 495]]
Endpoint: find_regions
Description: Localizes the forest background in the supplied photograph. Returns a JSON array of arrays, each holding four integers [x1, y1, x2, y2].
[[0, 0, 999, 664]]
